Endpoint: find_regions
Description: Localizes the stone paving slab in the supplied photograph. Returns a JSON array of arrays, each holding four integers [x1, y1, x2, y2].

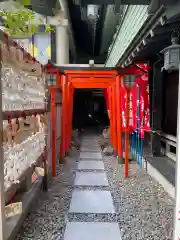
[[80, 146, 101, 152], [81, 143, 99, 148], [77, 160, 105, 170], [69, 190, 115, 213], [64, 222, 121, 240], [81, 137, 98, 140], [80, 152, 102, 160], [74, 172, 108, 186], [81, 139, 99, 146]]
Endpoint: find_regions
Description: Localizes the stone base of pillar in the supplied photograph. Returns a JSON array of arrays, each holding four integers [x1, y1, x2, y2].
[[59, 156, 65, 164], [118, 157, 135, 164], [113, 149, 117, 156], [117, 156, 123, 164]]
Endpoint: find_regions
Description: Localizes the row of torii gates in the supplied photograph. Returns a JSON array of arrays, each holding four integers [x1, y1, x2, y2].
[[46, 61, 144, 178]]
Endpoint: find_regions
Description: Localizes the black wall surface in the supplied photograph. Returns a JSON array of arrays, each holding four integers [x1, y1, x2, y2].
[[149, 60, 178, 136], [162, 71, 179, 136], [72, 89, 109, 129]]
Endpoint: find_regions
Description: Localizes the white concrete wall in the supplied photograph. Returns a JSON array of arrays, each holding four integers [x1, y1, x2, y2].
[[56, 25, 69, 65], [58, 0, 76, 60]]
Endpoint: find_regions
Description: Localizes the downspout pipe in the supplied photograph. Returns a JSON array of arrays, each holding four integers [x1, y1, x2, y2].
[[58, 0, 76, 62]]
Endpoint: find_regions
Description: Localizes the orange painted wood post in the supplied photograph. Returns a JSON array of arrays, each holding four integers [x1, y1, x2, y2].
[[125, 88, 130, 178], [69, 85, 74, 147], [64, 77, 68, 154], [57, 72, 62, 159], [71, 87, 74, 138], [66, 82, 70, 152], [114, 83, 118, 152], [67, 82, 73, 150], [60, 75, 63, 159], [116, 75, 123, 163], [51, 88, 57, 177], [67, 83, 70, 150], [59, 73, 63, 158], [112, 83, 117, 152], [110, 87, 113, 147], [111, 84, 115, 149], [108, 87, 113, 145], [60, 75, 67, 164]]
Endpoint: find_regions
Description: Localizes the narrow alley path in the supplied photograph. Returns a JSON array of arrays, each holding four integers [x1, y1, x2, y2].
[[16, 134, 174, 240]]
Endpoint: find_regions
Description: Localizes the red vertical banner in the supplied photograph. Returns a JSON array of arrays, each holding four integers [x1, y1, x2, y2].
[[143, 83, 150, 131], [121, 86, 126, 132], [129, 92, 133, 130], [136, 63, 150, 132], [131, 84, 138, 131], [137, 64, 150, 131], [120, 63, 150, 133]]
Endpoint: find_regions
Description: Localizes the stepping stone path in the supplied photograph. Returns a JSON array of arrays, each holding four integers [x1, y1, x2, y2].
[[64, 136, 122, 240], [77, 160, 105, 170], [15, 134, 173, 240], [79, 152, 102, 160]]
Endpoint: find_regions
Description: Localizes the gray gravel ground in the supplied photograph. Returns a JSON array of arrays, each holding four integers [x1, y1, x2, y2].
[[15, 144, 174, 240], [103, 155, 174, 240]]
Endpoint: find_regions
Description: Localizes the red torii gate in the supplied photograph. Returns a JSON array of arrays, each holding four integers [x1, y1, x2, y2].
[[46, 62, 123, 178]]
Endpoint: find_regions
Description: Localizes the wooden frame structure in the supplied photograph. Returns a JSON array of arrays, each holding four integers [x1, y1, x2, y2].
[[46, 63, 124, 177], [0, 31, 48, 240]]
